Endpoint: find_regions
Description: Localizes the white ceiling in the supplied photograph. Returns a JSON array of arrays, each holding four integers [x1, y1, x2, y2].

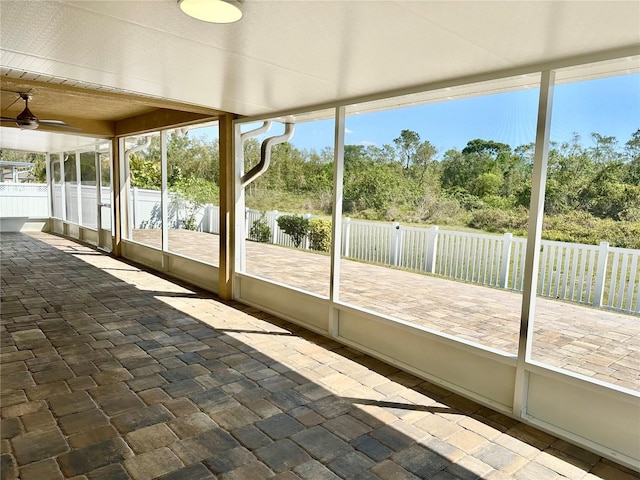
[[0, 126, 107, 153], [1, 0, 639, 121]]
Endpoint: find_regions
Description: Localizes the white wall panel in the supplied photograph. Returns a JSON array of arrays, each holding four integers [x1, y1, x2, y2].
[[122, 240, 163, 272], [336, 306, 516, 411], [167, 254, 219, 295], [237, 274, 329, 334], [526, 370, 640, 469]]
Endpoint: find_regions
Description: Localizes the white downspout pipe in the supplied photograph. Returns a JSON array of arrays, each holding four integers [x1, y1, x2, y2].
[[241, 123, 295, 188], [124, 136, 152, 160], [241, 121, 272, 143]]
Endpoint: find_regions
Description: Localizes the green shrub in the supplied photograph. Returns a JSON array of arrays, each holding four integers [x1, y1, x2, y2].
[[469, 207, 528, 233], [308, 219, 331, 252], [542, 212, 640, 249], [276, 214, 309, 248], [181, 216, 197, 231], [248, 213, 271, 243]]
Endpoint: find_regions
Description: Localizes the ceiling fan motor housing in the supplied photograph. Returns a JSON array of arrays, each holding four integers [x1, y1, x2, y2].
[[15, 105, 39, 129]]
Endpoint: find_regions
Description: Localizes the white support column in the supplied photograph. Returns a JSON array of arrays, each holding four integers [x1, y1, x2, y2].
[[95, 150, 102, 235], [161, 130, 169, 255], [120, 138, 132, 243], [75, 152, 82, 226], [61, 155, 67, 222], [234, 124, 245, 289], [513, 70, 555, 417], [329, 106, 346, 337], [45, 153, 52, 219]]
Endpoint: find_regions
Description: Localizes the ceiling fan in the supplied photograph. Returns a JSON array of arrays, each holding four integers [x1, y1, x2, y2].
[[1, 92, 80, 131]]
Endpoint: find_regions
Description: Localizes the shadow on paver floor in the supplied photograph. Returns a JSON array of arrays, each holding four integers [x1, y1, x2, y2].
[[1, 232, 637, 480]]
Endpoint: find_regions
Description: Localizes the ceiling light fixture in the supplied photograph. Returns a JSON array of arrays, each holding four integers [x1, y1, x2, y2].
[[178, 0, 242, 23]]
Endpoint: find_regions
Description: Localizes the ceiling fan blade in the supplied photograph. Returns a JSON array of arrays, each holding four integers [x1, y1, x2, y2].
[[39, 120, 69, 126], [38, 120, 82, 132], [2, 94, 81, 132]]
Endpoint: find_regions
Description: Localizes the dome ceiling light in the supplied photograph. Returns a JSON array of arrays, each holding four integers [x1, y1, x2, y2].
[[178, 0, 242, 23]]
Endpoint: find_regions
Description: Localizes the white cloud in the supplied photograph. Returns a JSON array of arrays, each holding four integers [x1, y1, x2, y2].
[[345, 127, 353, 134], [358, 140, 376, 147]]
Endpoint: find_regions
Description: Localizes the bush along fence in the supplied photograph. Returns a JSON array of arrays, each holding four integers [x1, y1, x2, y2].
[[246, 209, 640, 315]]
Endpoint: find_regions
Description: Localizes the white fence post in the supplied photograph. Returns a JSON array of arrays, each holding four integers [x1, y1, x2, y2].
[[245, 207, 250, 239], [271, 211, 279, 244], [593, 241, 609, 307], [343, 218, 351, 257], [390, 222, 401, 266], [303, 213, 312, 250], [499, 232, 513, 288], [425, 226, 439, 273]]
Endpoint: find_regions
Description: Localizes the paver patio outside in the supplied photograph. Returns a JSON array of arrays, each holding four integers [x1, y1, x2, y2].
[[134, 229, 640, 391]]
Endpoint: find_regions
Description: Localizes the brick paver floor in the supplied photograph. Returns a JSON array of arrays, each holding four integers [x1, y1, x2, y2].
[[134, 229, 640, 391], [1, 231, 638, 480]]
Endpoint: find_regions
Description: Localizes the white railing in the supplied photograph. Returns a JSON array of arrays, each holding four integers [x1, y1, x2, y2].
[[2, 183, 638, 314]]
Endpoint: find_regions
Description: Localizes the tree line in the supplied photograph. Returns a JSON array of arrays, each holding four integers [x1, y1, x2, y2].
[[8, 126, 630, 248], [124, 128, 640, 248]]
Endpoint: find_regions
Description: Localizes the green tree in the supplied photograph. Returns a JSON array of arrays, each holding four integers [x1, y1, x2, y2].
[[580, 161, 640, 220], [393, 129, 421, 169], [409, 140, 438, 188], [129, 153, 161, 189], [589, 133, 621, 164], [0, 150, 46, 182], [624, 129, 640, 184]]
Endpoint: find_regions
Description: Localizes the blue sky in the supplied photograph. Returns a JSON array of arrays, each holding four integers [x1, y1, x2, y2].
[[282, 72, 640, 156]]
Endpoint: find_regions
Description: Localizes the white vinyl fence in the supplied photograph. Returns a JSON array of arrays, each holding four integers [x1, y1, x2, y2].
[[2, 183, 638, 314], [0, 182, 48, 217], [127, 187, 219, 233], [246, 209, 640, 315]]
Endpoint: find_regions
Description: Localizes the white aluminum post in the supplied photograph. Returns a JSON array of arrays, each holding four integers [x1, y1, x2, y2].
[[59, 156, 67, 222], [235, 125, 246, 277], [45, 153, 52, 219], [75, 152, 82, 226], [500, 233, 513, 288], [593, 241, 609, 307], [161, 131, 168, 255], [121, 138, 132, 240], [513, 70, 555, 417], [96, 150, 102, 236], [329, 106, 346, 336]]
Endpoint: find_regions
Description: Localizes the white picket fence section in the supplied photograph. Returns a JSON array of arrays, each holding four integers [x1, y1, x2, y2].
[[1, 183, 638, 314]]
